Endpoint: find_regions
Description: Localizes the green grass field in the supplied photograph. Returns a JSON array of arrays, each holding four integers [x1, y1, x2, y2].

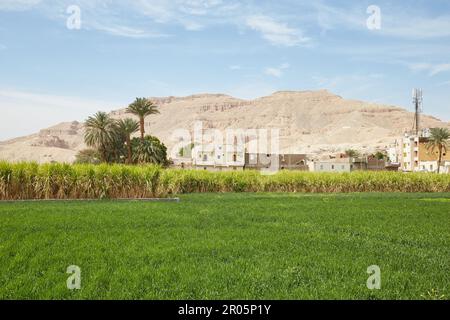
[[0, 193, 449, 300]]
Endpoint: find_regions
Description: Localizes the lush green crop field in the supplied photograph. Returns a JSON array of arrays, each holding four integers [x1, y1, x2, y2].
[[0, 193, 449, 300]]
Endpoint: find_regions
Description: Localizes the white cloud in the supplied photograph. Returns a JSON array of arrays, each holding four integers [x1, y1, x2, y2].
[[246, 15, 310, 47], [0, 0, 41, 11], [264, 63, 290, 78], [179, 0, 225, 16], [312, 2, 450, 39], [313, 2, 365, 33], [429, 64, 450, 76], [409, 63, 450, 76], [133, 0, 239, 31], [91, 23, 169, 39]]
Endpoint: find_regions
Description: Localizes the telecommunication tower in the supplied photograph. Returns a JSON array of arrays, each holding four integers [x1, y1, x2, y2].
[[412, 88, 423, 136]]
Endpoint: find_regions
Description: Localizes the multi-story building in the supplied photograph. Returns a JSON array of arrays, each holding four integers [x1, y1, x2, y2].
[[400, 130, 450, 173], [401, 134, 419, 171]]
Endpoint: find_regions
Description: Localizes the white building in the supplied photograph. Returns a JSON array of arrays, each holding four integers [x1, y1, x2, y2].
[[192, 144, 245, 171], [387, 140, 401, 165]]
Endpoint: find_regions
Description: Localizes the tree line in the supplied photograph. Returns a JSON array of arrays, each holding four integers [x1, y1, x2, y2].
[[76, 98, 168, 165]]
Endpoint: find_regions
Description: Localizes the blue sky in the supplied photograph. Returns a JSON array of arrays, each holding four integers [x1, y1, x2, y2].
[[1, 0, 450, 140]]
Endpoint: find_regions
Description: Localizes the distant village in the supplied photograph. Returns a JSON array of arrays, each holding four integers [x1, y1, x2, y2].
[[171, 127, 450, 174], [171, 89, 449, 174]]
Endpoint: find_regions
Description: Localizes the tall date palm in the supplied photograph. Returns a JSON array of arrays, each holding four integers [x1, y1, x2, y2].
[[117, 118, 140, 164], [126, 98, 159, 140], [426, 128, 450, 174], [84, 112, 118, 162]]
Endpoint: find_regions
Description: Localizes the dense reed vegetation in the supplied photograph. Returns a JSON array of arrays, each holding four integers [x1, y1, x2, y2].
[[0, 161, 449, 200]]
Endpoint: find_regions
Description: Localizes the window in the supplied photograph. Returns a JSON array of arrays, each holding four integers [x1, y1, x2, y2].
[[341, 165, 345, 170], [203, 155, 208, 161], [233, 154, 237, 162], [331, 165, 335, 170], [320, 165, 324, 170]]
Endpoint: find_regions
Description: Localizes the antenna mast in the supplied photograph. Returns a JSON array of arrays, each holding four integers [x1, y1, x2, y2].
[[412, 88, 423, 136]]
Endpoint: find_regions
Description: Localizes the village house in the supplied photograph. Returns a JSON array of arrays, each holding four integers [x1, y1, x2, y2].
[[312, 157, 353, 173], [244, 153, 308, 171], [311, 154, 388, 173], [192, 143, 245, 171], [400, 130, 450, 173]]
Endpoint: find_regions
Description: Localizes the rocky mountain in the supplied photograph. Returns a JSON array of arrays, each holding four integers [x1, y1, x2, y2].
[[0, 90, 449, 163]]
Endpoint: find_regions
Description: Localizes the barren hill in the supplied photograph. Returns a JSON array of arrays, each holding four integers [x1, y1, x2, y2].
[[1, 90, 449, 163]]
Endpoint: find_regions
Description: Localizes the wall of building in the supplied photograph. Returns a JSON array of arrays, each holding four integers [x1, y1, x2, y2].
[[192, 144, 245, 169], [401, 133, 450, 172], [419, 142, 450, 162], [313, 160, 352, 172], [244, 154, 308, 171]]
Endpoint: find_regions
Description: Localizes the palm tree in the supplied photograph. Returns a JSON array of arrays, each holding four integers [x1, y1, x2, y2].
[[84, 112, 118, 162], [126, 98, 159, 140], [132, 136, 168, 165], [426, 128, 450, 174], [117, 118, 139, 164]]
